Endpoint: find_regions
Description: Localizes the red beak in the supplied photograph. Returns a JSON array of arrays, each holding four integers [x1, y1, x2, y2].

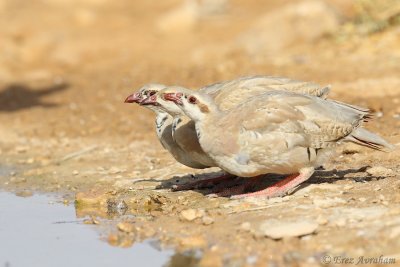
[[163, 93, 183, 105], [124, 93, 142, 103], [140, 95, 158, 106]]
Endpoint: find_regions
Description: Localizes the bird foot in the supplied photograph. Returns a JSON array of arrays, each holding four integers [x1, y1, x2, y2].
[[231, 168, 314, 199]]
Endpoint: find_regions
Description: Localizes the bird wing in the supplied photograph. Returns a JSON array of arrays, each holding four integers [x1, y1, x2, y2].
[[227, 91, 368, 150], [199, 75, 329, 111]]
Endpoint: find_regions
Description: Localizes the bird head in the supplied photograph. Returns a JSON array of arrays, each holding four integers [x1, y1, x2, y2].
[[124, 83, 167, 113], [161, 87, 215, 121]]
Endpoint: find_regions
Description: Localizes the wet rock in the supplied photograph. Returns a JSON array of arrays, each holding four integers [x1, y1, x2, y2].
[[107, 232, 134, 248], [15, 190, 33, 198], [178, 235, 207, 249], [117, 222, 135, 233], [366, 166, 396, 177], [75, 190, 109, 206], [198, 251, 223, 267], [238, 0, 341, 55], [83, 216, 99, 225], [258, 220, 318, 239], [107, 199, 128, 215]]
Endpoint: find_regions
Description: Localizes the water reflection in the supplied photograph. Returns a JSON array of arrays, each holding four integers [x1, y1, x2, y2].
[[0, 192, 180, 267]]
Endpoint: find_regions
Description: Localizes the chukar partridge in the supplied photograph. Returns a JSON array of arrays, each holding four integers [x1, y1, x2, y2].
[[141, 76, 330, 191], [161, 87, 394, 198]]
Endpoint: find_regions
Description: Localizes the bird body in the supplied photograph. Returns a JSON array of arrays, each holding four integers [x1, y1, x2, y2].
[[159, 76, 331, 169], [160, 87, 394, 197]]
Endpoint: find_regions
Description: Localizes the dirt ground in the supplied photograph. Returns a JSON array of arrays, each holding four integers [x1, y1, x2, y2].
[[1, 0, 400, 266]]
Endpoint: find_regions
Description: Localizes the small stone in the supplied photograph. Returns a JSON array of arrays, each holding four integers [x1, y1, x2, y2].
[[259, 220, 318, 239], [109, 167, 123, 174], [72, 170, 79, 175], [367, 166, 396, 177], [180, 209, 200, 222], [312, 197, 346, 208], [83, 216, 99, 225], [107, 233, 119, 246], [202, 216, 214, 225], [344, 185, 354, 190], [15, 146, 28, 153], [178, 235, 207, 249], [117, 222, 135, 233], [240, 222, 251, 231], [15, 190, 33, 198], [316, 215, 328, 225], [359, 197, 367, 202], [334, 218, 347, 227]]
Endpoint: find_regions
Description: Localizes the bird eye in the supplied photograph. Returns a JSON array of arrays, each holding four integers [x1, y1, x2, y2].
[[188, 96, 197, 104]]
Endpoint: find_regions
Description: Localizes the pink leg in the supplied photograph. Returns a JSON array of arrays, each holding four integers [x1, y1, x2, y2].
[[231, 168, 314, 199], [172, 173, 235, 191]]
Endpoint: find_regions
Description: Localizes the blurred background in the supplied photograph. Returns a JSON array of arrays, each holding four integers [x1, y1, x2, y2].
[[0, 0, 399, 146]]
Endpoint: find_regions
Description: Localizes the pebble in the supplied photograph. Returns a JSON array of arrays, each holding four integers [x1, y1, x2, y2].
[[366, 166, 396, 177], [202, 216, 214, 225], [15, 190, 33, 198], [312, 197, 346, 208], [259, 220, 318, 239], [180, 209, 204, 222], [117, 222, 135, 233], [240, 222, 251, 231], [316, 215, 328, 225], [343, 185, 354, 190], [334, 218, 347, 227], [72, 170, 79, 175]]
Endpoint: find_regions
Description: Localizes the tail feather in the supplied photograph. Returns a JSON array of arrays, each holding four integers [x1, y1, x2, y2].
[[346, 128, 395, 152]]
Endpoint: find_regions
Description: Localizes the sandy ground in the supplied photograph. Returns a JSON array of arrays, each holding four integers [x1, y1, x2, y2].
[[1, 0, 400, 266]]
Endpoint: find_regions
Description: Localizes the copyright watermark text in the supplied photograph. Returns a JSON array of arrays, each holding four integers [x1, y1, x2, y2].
[[321, 255, 396, 265]]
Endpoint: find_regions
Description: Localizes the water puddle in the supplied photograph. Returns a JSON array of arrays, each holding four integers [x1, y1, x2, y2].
[[0, 191, 175, 267]]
